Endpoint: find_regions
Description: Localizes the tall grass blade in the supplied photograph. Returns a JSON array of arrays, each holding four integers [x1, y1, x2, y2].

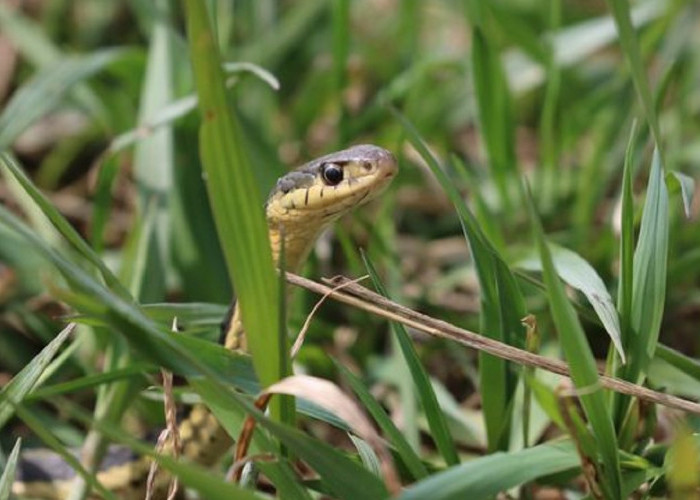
[[617, 121, 638, 354], [335, 361, 428, 479], [132, 0, 175, 301], [0, 438, 20, 500], [469, 26, 517, 211], [624, 148, 669, 384], [183, 1, 284, 395], [525, 187, 621, 498], [604, 0, 661, 145], [394, 109, 526, 451], [363, 254, 459, 466]]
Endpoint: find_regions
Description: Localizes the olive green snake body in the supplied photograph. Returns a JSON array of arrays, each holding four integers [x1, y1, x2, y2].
[[12, 145, 398, 499]]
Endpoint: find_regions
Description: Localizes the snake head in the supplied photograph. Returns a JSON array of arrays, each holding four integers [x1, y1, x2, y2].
[[266, 144, 398, 224]]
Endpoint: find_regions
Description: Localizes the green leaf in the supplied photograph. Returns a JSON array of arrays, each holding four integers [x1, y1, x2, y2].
[[26, 364, 152, 402], [617, 121, 638, 359], [517, 244, 624, 362], [525, 187, 621, 498], [399, 440, 578, 500]]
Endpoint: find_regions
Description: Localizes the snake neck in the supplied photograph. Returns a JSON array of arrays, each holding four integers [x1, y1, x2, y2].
[[223, 221, 322, 351]]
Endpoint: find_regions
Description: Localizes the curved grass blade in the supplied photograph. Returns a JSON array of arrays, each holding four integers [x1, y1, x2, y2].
[[399, 440, 578, 500], [335, 360, 429, 480], [668, 170, 694, 219], [517, 244, 624, 362], [469, 25, 517, 211]]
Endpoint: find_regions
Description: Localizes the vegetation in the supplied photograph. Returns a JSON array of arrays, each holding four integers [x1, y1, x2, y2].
[[1, 0, 700, 498]]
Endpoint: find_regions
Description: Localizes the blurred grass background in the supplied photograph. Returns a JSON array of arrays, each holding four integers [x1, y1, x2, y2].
[[1, 0, 700, 498]]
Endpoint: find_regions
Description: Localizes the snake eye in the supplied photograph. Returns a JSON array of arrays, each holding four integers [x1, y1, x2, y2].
[[321, 163, 344, 186]]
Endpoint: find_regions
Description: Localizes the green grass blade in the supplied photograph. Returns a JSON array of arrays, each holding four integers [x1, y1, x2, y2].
[[0, 49, 124, 149], [625, 148, 669, 384], [394, 109, 526, 451], [0, 324, 73, 430], [468, 21, 517, 210], [399, 440, 578, 500], [363, 253, 459, 466], [332, 0, 350, 143], [656, 345, 700, 383], [604, 0, 661, 145], [26, 365, 151, 402], [517, 244, 624, 362], [183, 0, 283, 393], [335, 360, 429, 479], [617, 121, 638, 354], [131, 0, 175, 302], [525, 187, 621, 498], [0, 153, 128, 297], [0, 439, 21, 500]]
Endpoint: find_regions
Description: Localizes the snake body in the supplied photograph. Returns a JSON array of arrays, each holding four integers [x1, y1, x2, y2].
[[13, 145, 398, 499]]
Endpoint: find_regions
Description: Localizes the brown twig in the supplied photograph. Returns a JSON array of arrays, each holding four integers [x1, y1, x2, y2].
[[283, 272, 700, 416]]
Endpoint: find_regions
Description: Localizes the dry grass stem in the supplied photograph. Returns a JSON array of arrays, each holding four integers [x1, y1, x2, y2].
[[284, 272, 700, 415]]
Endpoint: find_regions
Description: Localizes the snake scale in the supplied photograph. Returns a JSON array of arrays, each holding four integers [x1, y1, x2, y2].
[[12, 144, 398, 499]]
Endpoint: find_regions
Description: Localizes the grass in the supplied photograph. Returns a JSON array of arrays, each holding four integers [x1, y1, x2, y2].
[[1, 0, 700, 498]]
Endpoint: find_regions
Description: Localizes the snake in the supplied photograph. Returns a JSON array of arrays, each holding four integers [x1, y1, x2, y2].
[[12, 144, 398, 499]]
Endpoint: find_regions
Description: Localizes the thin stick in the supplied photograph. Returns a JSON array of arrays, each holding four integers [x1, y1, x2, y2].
[[290, 274, 369, 358], [283, 272, 700, 416]]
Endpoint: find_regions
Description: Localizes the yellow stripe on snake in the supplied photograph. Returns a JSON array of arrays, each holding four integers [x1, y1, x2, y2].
[[13, 145, 398, 499]]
